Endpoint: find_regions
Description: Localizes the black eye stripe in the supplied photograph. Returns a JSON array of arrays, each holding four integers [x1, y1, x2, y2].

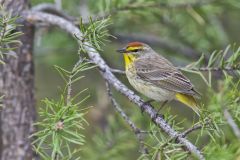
[[132, 49, 141, 52]]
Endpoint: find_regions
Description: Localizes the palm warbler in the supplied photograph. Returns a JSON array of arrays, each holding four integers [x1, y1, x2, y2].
[[117, 42, 201, 115]]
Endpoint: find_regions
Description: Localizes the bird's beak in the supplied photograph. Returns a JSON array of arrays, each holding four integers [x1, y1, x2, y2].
[[116, 48, 127, 53]]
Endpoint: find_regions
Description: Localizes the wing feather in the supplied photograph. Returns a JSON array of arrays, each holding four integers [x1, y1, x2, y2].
[[135, 54, 200, 97]]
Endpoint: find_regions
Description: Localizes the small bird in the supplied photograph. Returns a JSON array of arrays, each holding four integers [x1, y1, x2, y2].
[[117, 42, 201, 115]]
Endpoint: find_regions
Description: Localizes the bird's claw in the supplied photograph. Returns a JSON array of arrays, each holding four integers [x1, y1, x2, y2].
[[153, 113, 165, 121], [140, 105, 144, 114], [141, 100, 154, 114], [140, 100, 165, 120]]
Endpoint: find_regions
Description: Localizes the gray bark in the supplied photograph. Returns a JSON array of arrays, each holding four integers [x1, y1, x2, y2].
[[0, 0, 36, 160]]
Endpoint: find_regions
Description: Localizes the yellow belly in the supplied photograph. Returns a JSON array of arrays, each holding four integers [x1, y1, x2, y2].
[[126, 70, 175, 102]]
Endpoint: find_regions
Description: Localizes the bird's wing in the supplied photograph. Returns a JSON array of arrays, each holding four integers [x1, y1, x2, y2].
[[134, 55, 200, 97]]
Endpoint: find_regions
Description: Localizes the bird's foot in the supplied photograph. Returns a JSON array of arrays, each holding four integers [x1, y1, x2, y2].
[[151, 101, 168, 120], [141, 100, 155, 114], [156, 100, 168, 114], [144, 99, 155, 105], [152, 113, 165, 121]]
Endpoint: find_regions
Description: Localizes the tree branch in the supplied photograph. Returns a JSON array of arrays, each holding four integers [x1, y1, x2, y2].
[[23, 11, 205, 160], [181, 119, 211, 138], [181, 124, 203, 138], [32, 3, 101, 25], [106, 82, 148, 154], [224, 109, 240, 139], [32, 3, 76, 23]]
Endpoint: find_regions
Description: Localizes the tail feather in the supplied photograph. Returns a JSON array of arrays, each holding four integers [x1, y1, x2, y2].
[[175, 93, 200, 116]]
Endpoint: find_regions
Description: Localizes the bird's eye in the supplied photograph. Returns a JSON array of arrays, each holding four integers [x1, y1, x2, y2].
[[132, 49, 140, 52]]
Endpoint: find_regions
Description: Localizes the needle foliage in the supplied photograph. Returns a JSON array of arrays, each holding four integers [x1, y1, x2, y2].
[[0, 5, 23, 64]]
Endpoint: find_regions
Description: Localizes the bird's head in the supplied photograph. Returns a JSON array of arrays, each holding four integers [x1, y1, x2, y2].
[[116, 41, 151, 58], [117, 42, 152, 69]]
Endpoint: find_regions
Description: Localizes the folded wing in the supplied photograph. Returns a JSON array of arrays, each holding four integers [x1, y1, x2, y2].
[[135, 54, 200, 97]]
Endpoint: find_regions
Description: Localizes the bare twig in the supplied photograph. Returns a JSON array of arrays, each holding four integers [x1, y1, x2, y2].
[[32, 3, 102, 25], [23, 11, 205, 160], [106, 82, 148, 154], [32, 3, 76, 23], [224, 109, 240, 139], [105, 82, 139, 133], [181, 124, 203, 138], [181, 119, 211, 138]]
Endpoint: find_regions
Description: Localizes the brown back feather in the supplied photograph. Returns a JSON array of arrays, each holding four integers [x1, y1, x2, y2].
[[134, 54, 200, 97]]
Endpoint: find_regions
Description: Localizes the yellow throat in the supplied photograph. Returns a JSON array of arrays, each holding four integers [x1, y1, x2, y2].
[[123, 53, 136, 70]]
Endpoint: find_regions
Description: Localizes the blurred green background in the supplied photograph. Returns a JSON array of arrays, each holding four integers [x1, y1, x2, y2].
[[31, 0, 240, 159]]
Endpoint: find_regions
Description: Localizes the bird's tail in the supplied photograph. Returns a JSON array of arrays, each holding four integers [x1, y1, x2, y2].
[[175, 93, 200, 116]]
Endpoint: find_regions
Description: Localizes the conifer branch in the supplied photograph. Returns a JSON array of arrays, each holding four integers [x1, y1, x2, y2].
[[23, 11, 204, 159], [0, 5, 22, 64], [32, 53, 91, 159]]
